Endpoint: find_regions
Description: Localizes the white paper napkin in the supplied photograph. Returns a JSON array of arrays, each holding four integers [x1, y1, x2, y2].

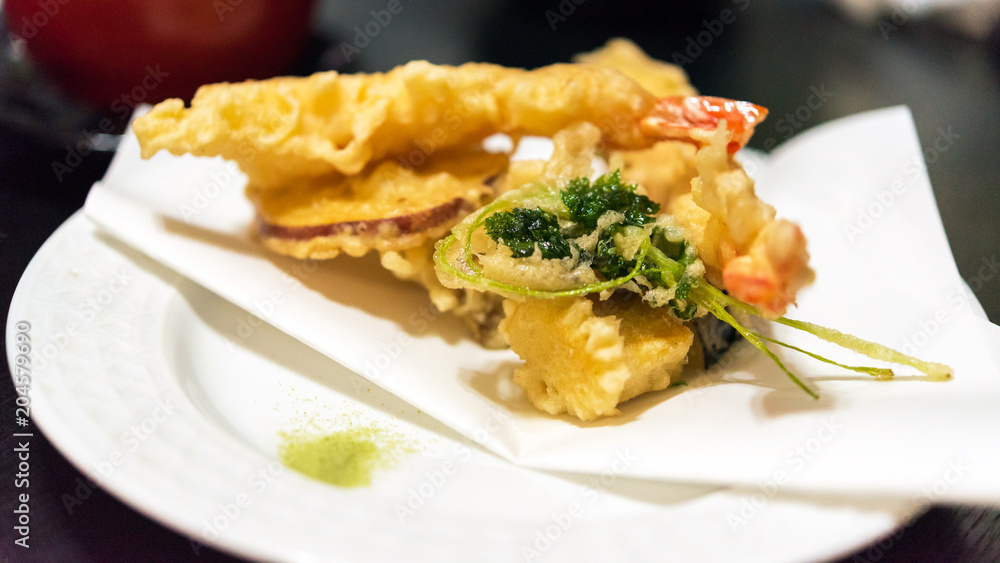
[[84, 106, 1000, 504]]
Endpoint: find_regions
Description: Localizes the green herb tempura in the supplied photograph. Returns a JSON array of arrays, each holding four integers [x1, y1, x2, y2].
[[435, 170, 952, 401]]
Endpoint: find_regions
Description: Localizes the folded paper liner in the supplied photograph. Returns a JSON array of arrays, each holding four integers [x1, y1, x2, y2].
[[85, 106, 1000, 504]]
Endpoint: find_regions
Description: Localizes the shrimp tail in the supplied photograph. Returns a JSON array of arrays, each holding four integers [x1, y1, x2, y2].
[[640, 96, 768, 154]]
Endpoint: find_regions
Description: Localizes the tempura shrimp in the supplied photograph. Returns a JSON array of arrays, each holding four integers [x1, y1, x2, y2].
[[684, 122, 813, 317]]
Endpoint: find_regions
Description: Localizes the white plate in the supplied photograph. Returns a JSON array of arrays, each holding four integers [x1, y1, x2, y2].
[[7, 211, 919, 562]]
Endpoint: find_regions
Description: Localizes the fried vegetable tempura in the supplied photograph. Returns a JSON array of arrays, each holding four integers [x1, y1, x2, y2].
[[253, 150, 505, 260], [133, 60, 763, 191], [500, 295, 693, 421]]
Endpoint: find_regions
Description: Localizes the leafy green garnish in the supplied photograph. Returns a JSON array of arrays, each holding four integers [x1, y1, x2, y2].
[[668, 278, 698, 320], [435, 229, 650, 299], [484, 207, 572, 259], [650, 226, 686, 260], [591, 228, 634, 280], [561, 170, 659, 229]]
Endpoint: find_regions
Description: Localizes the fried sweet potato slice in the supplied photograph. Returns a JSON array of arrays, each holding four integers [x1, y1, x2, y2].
[[255, 150, 505, 260]]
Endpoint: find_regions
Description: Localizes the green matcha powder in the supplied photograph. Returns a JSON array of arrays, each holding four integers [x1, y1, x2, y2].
[[279, 425, 409, 487]]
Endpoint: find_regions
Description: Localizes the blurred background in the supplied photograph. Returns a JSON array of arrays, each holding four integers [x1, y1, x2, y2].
[[2, 0, 998, 561]]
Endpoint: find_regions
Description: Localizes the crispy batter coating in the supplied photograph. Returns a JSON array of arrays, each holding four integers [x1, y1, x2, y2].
[[611, 141, 699, 208], [381, 241, 506, 349], [687, 126, 814, 316], [134, 38, 763, 191], [574, 38, 697, 98], [500, 295, 693, 421], [617, 124, 814, 315], [437, 124, 606, 297], [134, 61, 659, 190], [494, 121, 604, 196], [254, 150, 504, 259], [253, 150, 507, 345]]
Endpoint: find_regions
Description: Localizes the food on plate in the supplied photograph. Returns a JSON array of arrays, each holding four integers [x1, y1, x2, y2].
[[500, 294, 693, 420], [131, 38, 774, 344], [573, 38, 697, 98], [279, 424, 412, 488], [247, 149, 510, 345], [133, 39, 952, 421], [434, 124, 953, 420], [252, 150, 505, 260], [131, 51, 755, 191]]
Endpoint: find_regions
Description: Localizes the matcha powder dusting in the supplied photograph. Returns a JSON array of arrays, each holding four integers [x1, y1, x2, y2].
[[279, 425, 410, 488]]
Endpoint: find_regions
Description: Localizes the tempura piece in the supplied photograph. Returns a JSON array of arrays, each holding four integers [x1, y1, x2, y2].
[[685, 125, 814, 316], [250, 148, 507, 347], [499, 295, 693, 421], [614, 123, 813, 316], [573, 38, 697, 98], [134, 63, 641, 190], [381, 241, 506, 349], [133, 60, 763, 191], [254, 150, 504, 259], [610, 141, 699, 209]]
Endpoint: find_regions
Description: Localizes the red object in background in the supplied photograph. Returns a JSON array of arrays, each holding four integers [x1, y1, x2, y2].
[[4, 0, 314, 108]]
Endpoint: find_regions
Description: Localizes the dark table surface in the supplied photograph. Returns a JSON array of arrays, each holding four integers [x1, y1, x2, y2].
[[2, 0, 999, 561]]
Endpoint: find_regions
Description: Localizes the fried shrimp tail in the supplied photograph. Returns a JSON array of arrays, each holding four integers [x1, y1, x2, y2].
[[722, 220, 814, 317], [640, 96, 768, 154]]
